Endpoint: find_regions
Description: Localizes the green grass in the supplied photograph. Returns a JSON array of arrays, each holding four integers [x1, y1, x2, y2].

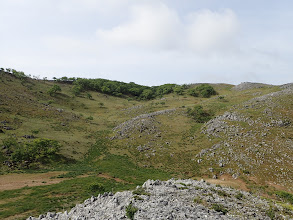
[[125, 203, 138, 220], [0, 132, 170, 219], [276, 191, 293, 205], [0, 176, 130, 219]]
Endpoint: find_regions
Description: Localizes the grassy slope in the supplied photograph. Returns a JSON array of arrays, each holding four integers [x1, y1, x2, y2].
[[0, 71, 292, 219]]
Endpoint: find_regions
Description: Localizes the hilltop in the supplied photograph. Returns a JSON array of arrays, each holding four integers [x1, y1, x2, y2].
[[0, 69, 292, 219]]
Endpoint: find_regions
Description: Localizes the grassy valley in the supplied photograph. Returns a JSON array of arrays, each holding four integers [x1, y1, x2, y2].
[[0, 69, 292, 219]]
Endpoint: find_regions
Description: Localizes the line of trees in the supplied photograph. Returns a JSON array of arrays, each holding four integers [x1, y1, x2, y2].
[[53, 77, 217, 100], [0, 67, 218, 100], [55, 77, 178, 100], [0, 67, 27, 80]]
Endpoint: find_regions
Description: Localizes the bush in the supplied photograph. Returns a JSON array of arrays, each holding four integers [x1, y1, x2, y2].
[[193, 196, 202, 204], [98, 102, 104, 108], [266, 206, 277, 219], [235, 192, 244, 200], [86, 93, 92, 99], [2, 137, 19, 150], [275, 191, 293, 204], [195, 84, 217, 98], [140, 89, 154, 100], [72, 85, 83, 96], [11, 138, 61, 164], [86, 116, 94, 120], [88, 183, 105, 195], [211, 204, 228, 214], [187, 88, 199, 97], [173, 85, 184, 95], [125, 203, 138, 220], [133, 187, 150, 196], [48, 84, 61, 96], [187, 105, 212, 123]]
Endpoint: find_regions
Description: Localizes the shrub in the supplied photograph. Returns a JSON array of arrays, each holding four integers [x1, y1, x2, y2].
[[133, 187, 150, 196], [211, 204, 228, 214], [140, 89, 154, 100], [31, 129, 39, 135], [11, 138, 61, 164], [125, 203, 138, 220], [195, 84, 217, 98], [86, 116, 94, 120], [12, 70, 27, 80], [193, 196, 202, 204], [235, 192, 244, 200], [187, 105, 212, 123], [275, 191, 293, 204], [266, 206, 277, 219], [72, 85, 83, 96], [88, 183, 105, 195], [48, 84, 61, 96], [173, 85, 184, 95], [216, 190, 230, 197], [86, 93, 92, 99], [2, 137, 19, 150], [187, 88, 199, 97]]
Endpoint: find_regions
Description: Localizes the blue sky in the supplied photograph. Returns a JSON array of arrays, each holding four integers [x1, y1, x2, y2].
[[1, 0, 292, 85]]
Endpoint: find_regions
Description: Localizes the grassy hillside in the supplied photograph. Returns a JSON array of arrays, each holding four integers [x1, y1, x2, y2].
[[0, 70, 292, 219]]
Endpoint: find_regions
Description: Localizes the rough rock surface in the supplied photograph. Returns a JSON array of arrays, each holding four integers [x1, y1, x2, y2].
[[231, 82, 273, 91], [200, 84, 293, 189], [112, 109, 175, 139], [27, 179, 291, 220]]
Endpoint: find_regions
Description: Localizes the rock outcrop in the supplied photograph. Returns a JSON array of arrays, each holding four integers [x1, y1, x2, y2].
[[231, 82, 273, 91], [27, 179, 291, 220]]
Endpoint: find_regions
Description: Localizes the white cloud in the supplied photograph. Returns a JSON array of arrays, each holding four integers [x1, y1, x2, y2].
[[1, 0, 292, 85], [95, 4, 239, 54], [186, 9, 239, 53], [96, 3, 182, 49], [57, 0, 132, 14]]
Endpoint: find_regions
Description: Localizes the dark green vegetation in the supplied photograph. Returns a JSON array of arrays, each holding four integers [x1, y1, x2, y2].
[[187, 84, 217, 98], [0, 68, 292, 219], [276, 191, 293, 205], [47, 85, 61, 96], [211, 204, 228, 215], [56, 76, 179, 100], [187, 105, 213, 123], [125, 202, 138, 220], [3, 137, 62, 169]]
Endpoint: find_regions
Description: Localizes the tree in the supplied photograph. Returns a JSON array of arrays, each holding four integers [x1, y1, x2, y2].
[[140, 89, 154, 100], [72, 85, 83, 96], [48, 84, 61, 96], [11, 138, 61, 164]]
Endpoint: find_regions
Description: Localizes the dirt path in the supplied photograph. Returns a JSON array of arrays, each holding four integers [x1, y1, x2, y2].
[[0, 171, 67, 191]]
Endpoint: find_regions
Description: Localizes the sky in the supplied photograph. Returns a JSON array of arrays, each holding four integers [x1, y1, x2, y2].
[[0, 0, 293, 86]]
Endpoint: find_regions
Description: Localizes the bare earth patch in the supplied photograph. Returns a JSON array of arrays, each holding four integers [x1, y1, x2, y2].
[[203, 174, 249, 191], [0, 171, 68, 191]]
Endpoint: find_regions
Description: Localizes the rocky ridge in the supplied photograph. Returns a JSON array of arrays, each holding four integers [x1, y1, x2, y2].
[[27, 179, 292, 220], [112, 109, 176, 139], [231, 82, 273, 91]]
